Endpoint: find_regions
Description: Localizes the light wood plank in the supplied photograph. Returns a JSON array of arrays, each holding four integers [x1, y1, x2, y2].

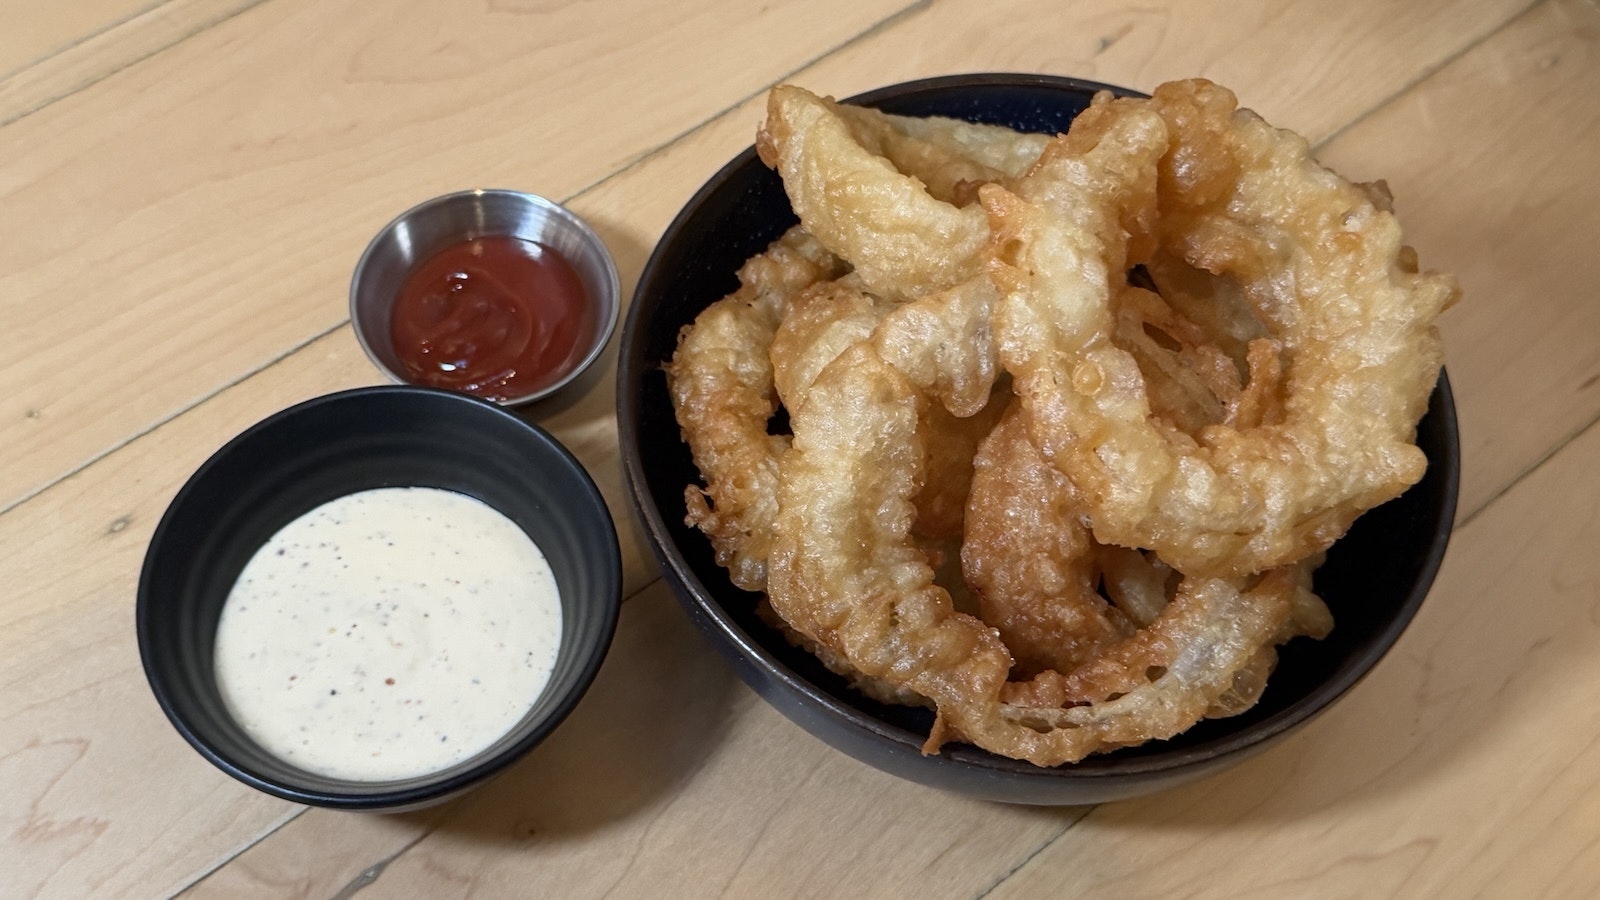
[[745, 0, 1534, 144], [178, 805, 446, 898], [0, 332, 348, 898], [0, 0, 156, 76], [0, 0, 264, 127], [1313, 0, 1600, 519], [0, 0, 915, 515]]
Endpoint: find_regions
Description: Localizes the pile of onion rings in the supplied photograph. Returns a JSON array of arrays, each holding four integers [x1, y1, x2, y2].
[[667, 79, 1458, 766]]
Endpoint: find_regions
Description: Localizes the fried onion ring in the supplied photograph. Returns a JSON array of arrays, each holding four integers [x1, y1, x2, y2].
[[831, 101, 1050, 203], [670, 78, 1454, 766], [962, 401, 1132, 678], [985, 80, 1459, 577], [666, 227, 845, 590], [757, 85, 993, 298], [768, 310, 1304, 764]]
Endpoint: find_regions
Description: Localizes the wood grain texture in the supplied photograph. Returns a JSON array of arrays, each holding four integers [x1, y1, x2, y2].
[[1314, 0, 1600, 520], [0, 332, 342, 898], [0, 0, 916, 515], [746, 0, 1535, 143], [0, 0, 264, 127], [0, 0, 157, 76]]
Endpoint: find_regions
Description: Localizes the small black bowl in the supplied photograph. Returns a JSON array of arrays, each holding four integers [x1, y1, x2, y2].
[[617, 73, 1460, 805], [138, 386, 622, 811]]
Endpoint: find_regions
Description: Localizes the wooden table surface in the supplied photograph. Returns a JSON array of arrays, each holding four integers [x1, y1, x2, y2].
[[3, 0, 1598, 896]]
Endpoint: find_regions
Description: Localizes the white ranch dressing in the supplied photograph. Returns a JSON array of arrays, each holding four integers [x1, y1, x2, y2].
[[213, 487, 561, 781]]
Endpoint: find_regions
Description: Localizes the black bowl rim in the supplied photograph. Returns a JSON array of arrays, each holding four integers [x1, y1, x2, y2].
[[617, 72, 1460, 791], [137, 384, 622, 810]]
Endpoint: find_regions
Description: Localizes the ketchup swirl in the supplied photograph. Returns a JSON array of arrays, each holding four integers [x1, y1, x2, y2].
[[390, 236, 592, 401]]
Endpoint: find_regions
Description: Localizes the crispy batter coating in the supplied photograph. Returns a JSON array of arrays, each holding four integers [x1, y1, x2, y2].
[[770, 276, 890, 416], [962, 402, 1133, 678], [872, 275, 1002, 418], [768, 277, 999, 543], [670, 79, 1452, 766], [831, 102, 1050, 203], [986, 80, 1459, 577], [666, 227, 845, 590], [766, 316, 1307, 764], [995, 569, 1296, 746], [757, 85, 993, 299]]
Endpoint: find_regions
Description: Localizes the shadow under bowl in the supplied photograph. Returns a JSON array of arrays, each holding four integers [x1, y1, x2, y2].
[[138, 385, 622, 811], [616, 73, 1460, 805]]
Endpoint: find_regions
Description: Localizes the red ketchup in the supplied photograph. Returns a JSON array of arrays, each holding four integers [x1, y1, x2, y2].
[[390, 236, 593, 401]]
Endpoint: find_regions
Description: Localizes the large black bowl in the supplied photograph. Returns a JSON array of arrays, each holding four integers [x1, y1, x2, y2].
[[138, 386, 622, 811], [617, 74, 1459, 805]]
